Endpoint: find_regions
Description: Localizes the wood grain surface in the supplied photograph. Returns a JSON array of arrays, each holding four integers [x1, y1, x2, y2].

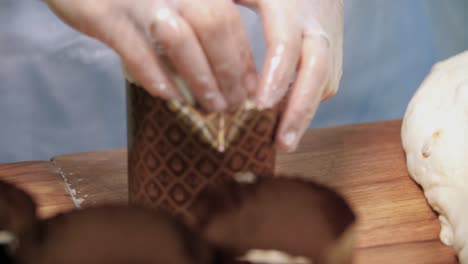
[[0, 120, 457, 263], [52, 149, 128, 207], [51, 120, 458, 263], [0, 161, 74, 218]]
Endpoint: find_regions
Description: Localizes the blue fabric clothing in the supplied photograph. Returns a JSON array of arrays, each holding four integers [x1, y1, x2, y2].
[[0, 0, 467, 162]]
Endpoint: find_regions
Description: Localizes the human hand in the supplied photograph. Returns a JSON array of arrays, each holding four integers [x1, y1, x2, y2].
[[237, 0, 344, 152], [45, 0, 344, 152], [45, 0, 257, 111]]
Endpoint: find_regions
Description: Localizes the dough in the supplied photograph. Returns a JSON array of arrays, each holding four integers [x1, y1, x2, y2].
[[401, 50, 468, 263]]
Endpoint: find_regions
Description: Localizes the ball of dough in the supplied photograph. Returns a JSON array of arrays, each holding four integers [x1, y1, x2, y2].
[[402, 50, 468, 263]]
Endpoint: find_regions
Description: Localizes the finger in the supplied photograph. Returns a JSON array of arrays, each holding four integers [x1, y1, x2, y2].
[[233, 0, 258, 8], [149, 7, 227, 111], [255, 1, 302, 109], [276, 35, 331, 152], [180, 0, 256, 108], [242, 37, 259, 98], [321, 85, 338, 101], [101, 16, 183, 101]]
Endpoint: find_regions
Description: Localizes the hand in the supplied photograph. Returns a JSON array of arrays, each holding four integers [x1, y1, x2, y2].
[[237, 0, 344, 152], [45, 0, 257, 111]]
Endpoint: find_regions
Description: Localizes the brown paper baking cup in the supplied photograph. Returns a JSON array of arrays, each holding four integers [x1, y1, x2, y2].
[[127, 81, 282, 220]]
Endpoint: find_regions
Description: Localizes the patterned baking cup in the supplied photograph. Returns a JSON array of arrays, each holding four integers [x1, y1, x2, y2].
[[127, 81, 282, 220]]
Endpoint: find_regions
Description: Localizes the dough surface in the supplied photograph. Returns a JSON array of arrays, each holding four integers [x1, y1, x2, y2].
[[401, 50, 468, 263]]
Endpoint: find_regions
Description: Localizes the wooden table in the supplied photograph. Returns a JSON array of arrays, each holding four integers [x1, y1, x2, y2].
[[0, 120, 457, 263]]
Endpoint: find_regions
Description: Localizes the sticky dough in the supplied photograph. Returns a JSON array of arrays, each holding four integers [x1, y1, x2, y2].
[[401, 50, 468, 263]]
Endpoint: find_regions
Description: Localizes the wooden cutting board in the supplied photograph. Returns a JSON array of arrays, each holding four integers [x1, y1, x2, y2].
[[51, 120, 457, 264], [0, 161, 74, 218]]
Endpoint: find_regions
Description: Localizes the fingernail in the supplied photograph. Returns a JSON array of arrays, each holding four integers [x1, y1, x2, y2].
[[225, 84, 247, 111], [150, 81, 167, 95], [151, 81, 184, 102], [245, 73, 258, 96], [256, 89, 276, 110], [167, 92, 185, 103], [282, 130, 298, 150], [255, 99, 267, 110], [158, 82, 168, 92], [211, 96, 228, 112], [204, 91, 227, 111]]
